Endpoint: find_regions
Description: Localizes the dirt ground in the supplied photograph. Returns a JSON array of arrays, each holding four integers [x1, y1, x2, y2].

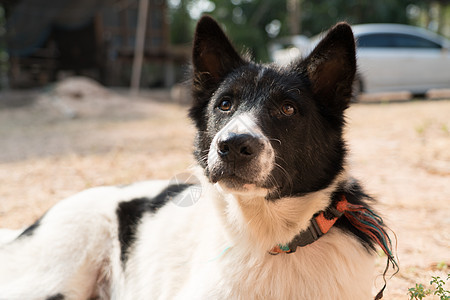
[[0, 78, 449, 299]]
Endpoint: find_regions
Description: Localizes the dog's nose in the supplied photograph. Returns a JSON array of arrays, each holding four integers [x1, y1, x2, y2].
[[217, 134, 263, 161]]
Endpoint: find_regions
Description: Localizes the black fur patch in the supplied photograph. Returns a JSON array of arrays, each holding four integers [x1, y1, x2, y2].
[[17, 217, 42, 239], [116, 184, 192, 263], [46, 294, 65, 300]]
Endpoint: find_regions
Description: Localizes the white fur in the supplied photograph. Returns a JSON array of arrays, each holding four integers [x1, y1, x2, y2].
[[0, 113, 378, 299], [0, 181, 170, 299], [0, 229, 21, 244], [0, 170, 376, 299], [122, 169, 375, 300]]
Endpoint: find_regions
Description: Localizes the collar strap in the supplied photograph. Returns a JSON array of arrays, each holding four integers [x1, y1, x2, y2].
[[268, 194, 399, 300], [269, 196, 348, 255]]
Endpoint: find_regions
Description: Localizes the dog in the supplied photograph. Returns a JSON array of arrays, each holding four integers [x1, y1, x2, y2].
[[0, 16, 397, 300]]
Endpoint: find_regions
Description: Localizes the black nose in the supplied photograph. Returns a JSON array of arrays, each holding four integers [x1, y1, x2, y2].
[[217, 134, 263, 161]]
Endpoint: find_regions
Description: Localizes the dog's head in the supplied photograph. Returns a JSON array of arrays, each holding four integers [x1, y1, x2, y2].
[[190, 16, 356, 200]]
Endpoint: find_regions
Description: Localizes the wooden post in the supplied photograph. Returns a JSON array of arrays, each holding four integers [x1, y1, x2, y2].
[[287, 0, 301, 35], [130, 0, 149, 96]]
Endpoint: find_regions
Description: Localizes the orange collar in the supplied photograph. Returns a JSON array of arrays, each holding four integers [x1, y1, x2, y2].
[[269, 196, 349, 255], [268, 194, 398, 300]]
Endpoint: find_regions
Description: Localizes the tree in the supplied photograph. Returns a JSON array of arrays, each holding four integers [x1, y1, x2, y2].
[[169, 0, 195, 45], [206, 0, 289, 62], [300, 0, 414, 37], [169, 0, 450, 63]]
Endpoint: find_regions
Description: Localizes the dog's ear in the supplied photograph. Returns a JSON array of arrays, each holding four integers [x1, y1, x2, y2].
[[302, 22, 356, 111], [190, 16, 246, 131], [192, 16, 246, 89]]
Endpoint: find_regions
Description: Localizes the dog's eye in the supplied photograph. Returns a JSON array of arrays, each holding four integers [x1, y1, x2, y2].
[[281, 102, 296, 116], [218, 98, 232, 111]]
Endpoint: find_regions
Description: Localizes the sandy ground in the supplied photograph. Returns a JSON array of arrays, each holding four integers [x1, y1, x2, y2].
[[0, 78, 449, 299]]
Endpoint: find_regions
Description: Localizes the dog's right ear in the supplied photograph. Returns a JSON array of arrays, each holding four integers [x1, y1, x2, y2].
[[301, 22, 356, 112], [192, 16, 246, 94]]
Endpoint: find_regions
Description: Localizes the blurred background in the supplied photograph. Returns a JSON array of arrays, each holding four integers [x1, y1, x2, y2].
[[0, 0, 449, 95], [0, 2, 449, 299]]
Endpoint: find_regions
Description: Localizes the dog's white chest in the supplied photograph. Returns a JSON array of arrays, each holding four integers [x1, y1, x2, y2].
[[123, 198, 375, 300], [189, 234, 374, 300]]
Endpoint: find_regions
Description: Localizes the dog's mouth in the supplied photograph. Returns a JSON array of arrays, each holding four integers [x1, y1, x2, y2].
[[213, 174, 265, 194], [208, 164, 275, 193], [216, 176, 255, 190], [209, 166, 254, 186]]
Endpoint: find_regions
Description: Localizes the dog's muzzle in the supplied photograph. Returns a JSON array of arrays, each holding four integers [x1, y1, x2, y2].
[[207, 114, 275, 188]]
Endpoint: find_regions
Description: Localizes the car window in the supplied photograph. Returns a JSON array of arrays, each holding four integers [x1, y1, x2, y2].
[[357, 33, 442, 49]]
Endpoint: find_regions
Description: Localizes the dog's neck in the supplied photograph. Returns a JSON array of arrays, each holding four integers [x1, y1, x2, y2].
[[268, 194, 347, 254], [212, 172, 348, 255]]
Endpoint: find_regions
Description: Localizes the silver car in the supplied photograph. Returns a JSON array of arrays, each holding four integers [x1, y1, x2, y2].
[[270, 24, 450, 94]]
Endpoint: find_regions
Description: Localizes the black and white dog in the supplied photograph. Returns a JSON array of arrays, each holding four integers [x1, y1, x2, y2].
[[0, 17, 396, 300]]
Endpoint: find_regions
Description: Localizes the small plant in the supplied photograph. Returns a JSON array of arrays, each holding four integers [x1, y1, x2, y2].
[[408, 274, 450, 300], [415, 120, 431, 136], [430, 274, 450, 300], [441, 124, 449, 135], [408, 283, 431, 300], [436, 262, 448, 271]]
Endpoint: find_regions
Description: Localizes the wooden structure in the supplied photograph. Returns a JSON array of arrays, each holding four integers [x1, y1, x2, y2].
[[5, 0, 186, 88], [100, 0, 180, 87]]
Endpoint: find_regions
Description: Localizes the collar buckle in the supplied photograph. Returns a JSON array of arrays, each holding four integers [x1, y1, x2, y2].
[[288, 217, 324, 251]]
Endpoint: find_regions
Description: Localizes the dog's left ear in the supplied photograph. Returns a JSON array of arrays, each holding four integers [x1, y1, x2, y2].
[[192, 16, 246, 89], [302, 22, 356, 111]]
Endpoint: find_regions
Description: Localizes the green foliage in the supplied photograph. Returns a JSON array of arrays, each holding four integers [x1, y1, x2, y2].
[[430, 275, 450, 300], [207, 0, 288, 62], [409, 284, 432, 300], [301, 0, 414, 36], [408, 274, 450, 300], [168, 0, 448, 62], [169, 0, 195, 45], [0, 4, 7, 90]]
